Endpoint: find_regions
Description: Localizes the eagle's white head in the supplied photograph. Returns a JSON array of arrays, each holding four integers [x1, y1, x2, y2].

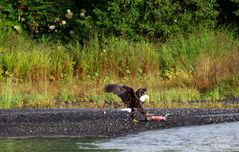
[[140, 94, 149, 102]]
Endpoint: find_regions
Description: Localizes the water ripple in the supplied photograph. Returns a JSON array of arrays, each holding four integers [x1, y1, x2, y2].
[[98, 122, 239, 152]]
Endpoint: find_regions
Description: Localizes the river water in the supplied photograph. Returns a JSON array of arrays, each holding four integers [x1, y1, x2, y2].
[[0, 122, 238, 152]]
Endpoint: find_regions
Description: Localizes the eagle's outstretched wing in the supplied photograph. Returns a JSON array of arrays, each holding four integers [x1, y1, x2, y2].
[[104, 84, 136, 107]]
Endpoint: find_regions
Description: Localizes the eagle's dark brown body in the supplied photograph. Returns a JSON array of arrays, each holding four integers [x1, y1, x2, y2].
[[104, 84, 148, 121]]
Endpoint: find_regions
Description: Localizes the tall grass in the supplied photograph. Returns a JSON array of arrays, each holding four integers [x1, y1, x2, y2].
[[0, 77, 16, 108], [68, 36, 159, 79], [159, 29, 239, 91], [0, 28, 239, 108], [159, 29, 239, 70], [0, 50, 50, 81]]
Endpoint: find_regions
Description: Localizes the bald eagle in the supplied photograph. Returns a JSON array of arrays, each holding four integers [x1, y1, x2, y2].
[[104, 84, 149, 122]]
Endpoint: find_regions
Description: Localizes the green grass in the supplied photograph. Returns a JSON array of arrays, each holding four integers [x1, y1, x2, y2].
[[0, 28, 239, 108], [159, 29, 239, 70]]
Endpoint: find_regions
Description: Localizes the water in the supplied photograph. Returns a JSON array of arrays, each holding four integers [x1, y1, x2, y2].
[[0, 122, 238, 152], [99, 122, 239, 152]]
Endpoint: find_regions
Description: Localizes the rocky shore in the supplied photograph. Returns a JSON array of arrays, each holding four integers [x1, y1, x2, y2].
[[0, 108, 239, 138]]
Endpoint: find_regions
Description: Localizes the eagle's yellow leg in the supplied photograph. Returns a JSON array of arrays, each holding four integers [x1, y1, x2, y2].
[[132, 118, 139, 123]]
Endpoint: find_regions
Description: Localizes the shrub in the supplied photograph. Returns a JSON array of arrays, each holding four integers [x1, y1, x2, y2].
[[218, 0, 239, 31], [1, 0, 219, 42], [94, 0, 218, 40]]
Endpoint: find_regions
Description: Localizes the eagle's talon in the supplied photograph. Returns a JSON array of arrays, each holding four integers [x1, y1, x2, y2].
[[146, 112, 153, 116], [132, 119, 139, 123]]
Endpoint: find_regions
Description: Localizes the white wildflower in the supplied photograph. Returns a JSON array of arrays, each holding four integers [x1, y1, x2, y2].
[[69, 30, 74, 35], [49, 25, 55, 30], [80, 9, 86, 17], [13, 25, 21, 31], [62, 20, 66, 25], [67, 9, 71, 14], [65, 9, 73, 19], [80, 12, 85, 17], [21, 18, 26, 22], [65, 12, 73, 19]]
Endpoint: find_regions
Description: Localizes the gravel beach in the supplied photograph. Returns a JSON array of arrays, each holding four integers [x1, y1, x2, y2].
[[0, 108, 239, 138]]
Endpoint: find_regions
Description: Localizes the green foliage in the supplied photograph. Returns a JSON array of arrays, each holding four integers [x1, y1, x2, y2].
[[69, 9, 96, 43], [0, 49, 50, 81], [203, 87, 220, 101], [216, 75, 239, 97], [0, 0, 221, 42], [94, 0, 141, 38], [158, 29, 238, 72], [67, 35, 159, 79], [218, 0, 239, 30], [94, 0, 218, 40], [49, 47, 74, 80], [0, 77, 22, 108], [0, 0, 239, 108], [149, 88, 201, 103], [16, 1, 76, 38], [0, 1, 19, 30]]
